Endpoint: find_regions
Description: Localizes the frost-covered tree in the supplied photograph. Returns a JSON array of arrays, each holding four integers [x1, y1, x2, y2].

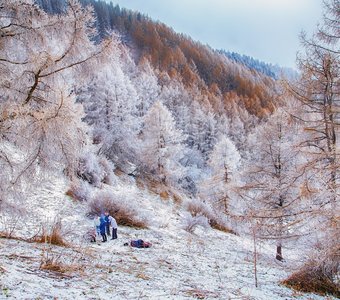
[[281, 1, 339, 292], [287, 0, 339, 216], [0, 0, 110, 199], [139, 100, 186, 185], [160, 78, 191, 122], [78, 60, 140, 168], [132, 59, 160, 117], [241, 109, 306, 261], [187, 102, 218, 161], [200, 135, 241, 212], [283, 0, 339, 277]]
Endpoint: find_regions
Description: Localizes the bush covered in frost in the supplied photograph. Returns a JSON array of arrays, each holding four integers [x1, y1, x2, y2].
[[185, 199, 235, 234], [66, 181, 91, 202], [77, 152, 116, 187], [181, 212, 209, 233]]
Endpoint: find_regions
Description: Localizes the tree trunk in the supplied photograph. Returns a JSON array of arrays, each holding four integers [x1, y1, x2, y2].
[[252, 224, 258, 287], [276, 244, 283, 261]]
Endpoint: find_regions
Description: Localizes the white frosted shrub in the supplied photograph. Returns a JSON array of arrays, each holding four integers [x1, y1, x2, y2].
[[77, 152, 117, 187], [99, 157, 117, 186], [185, 199, 235, 234], [182, 212, 209, 233], [66, 181, 91, 202], [78, 152, 104, 187]]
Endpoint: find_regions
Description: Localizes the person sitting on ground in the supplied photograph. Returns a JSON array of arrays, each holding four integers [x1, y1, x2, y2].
[[104, 211, 111, 236], [99, 214, 107, 242], [84, 228, 96, 243], [109, 214, 118, 240]]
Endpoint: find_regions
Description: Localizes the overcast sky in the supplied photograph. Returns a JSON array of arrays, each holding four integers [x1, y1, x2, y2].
[[110, 0, 323, 69]]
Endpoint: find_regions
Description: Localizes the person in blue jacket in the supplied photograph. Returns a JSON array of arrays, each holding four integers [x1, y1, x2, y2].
[[99, 214, 107, 242]]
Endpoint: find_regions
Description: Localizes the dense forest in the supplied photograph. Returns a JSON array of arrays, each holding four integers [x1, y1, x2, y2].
[[37, 0, 279, 118]]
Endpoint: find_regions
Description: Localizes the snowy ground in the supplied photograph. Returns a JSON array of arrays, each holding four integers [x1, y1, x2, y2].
[[0, 225, 333, 300], [0, 176, 336, 299]]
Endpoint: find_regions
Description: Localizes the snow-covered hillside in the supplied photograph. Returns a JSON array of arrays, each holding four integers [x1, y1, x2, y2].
[[0, 229, 319, 300], [1, 0, 338, 299], [0, 177, 334, 300]]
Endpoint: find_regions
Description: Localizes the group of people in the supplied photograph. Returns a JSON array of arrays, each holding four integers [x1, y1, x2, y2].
[[93, 212, 118, 243], [86, 212, 152, 248]]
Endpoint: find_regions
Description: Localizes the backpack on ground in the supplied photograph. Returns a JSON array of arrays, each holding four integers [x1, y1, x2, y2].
[[130, 239, 152, 248]]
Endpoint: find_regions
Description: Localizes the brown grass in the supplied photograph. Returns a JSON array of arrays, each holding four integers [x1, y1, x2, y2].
[[136, 175, 164, 194], [65, 182, 88, 202], [40, 260, 65, 273], [172, 193, 183, 204], [65, 188, 77, 199], [113, 209, 148, 228], [185, 288, 219, 299], [89, 195, 148, 229], [142, 177, 166, 196], [30, 224, 68, 247], [0, 266, 6, 274], [136, 272, 151, 280], [282, 263, 340, 297], [113, 168, 125, 177], [33, 233, 68, 247], [0, 231, 32, 242], [0, 229, 68, 247], [40, 259, 82, 275], [159, 191, 169, 200], [135, 177, 145, 190], [209, 220, 236, 235], [135, 174, 183, 205], [0, 231, 15, 239], [186, 200, 204, 217]]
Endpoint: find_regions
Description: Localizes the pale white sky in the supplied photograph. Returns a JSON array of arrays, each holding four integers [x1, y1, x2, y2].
[[110, 0, 323, 68]]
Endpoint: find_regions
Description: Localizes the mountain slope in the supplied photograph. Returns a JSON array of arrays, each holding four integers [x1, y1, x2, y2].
[[2, 1, 337, 299], [0, 177, 327, 300], [36, 0, 278, 118]]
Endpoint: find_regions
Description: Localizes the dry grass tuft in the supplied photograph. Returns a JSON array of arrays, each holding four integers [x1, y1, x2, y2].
[[135, 174, 183, 205], [136, 272, 151, 280], [65, 188, 77, 199], [31, 222, 68, 247], [113, 168, 125, 177], [40, 259, 82, 276], [0, 231, 10, 239], [65, 181, 89, 202], [112, 208, 148, 229], [0, 231, 29, 242], [209, 220, 236, 235], [172, 193, 183, 204], [159, 190, 169, 200], [89, 192, 148, 228], [282, 249, 340, 298], [33, 233, 67, 247], [40, 259, 65, 273], [282, 267, 339, 297], [185, 288, 219, 299]]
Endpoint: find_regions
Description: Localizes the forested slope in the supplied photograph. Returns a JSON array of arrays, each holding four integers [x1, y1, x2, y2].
[[37, 0, 279, 118]]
